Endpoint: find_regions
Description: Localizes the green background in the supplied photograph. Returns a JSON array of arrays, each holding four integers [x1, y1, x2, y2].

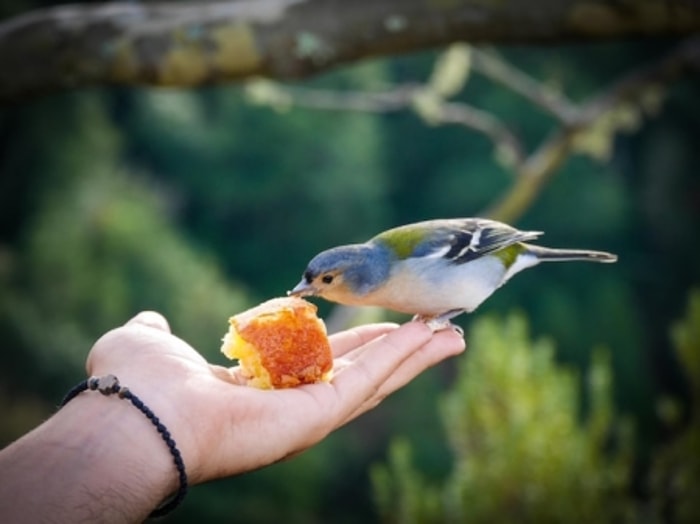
[[1, 12, 698, 522]]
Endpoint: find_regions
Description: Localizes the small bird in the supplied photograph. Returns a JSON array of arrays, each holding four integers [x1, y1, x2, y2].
[[288, 218, 617, 331]]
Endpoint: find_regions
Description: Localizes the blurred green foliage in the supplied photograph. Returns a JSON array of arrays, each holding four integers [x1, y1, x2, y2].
[[118, 61, 392, 301], [0, 95, 250, 401], [649, 291, 700, 523], [371, 292, 700, 524], [0, 5, 699, 521], [371, 313, 634, 523]]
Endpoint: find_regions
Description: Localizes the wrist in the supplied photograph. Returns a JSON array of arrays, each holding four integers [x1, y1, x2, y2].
[[66, 392, 179, 514], [0, 389, 179, 523]]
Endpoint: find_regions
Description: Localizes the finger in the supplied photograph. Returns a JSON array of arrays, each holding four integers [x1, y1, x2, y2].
[[125, 310, 171, 333], [203, 324, 450, 475], [329, 322, 434, 416], [341, 328, 465, 423], [329, 323, 399, 358]]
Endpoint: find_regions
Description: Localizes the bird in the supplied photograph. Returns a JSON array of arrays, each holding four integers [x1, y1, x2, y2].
[[288, 218, 617, 331]]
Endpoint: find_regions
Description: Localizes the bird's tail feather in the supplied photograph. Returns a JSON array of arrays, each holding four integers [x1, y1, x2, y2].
[[523, 244, 618, 263]]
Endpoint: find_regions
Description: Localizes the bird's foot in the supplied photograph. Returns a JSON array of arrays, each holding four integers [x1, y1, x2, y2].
[[413, 309, 465, 335]]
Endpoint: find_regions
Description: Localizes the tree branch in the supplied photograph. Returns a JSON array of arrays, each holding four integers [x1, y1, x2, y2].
[[246, 81, 526, 166], [484, 36, 700, 222], [436, 100, 526, 165], [1, 0, 699, 102], [471, 48, 580, 124]]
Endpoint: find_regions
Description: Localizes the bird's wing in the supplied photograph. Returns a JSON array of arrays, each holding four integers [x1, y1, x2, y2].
[[377, 218, 543, 264]]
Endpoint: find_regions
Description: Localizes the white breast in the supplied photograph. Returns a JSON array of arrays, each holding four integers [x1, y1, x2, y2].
[[362, 255, 515, 316]]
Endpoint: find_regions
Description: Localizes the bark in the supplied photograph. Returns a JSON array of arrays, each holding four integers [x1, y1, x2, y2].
[[1, 0, 699, 102]]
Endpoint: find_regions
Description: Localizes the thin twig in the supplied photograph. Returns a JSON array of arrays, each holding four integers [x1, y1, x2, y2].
[[576, 35, 700, 124], [263, 84, 417, 112], [438, 101, 525, 164], [483, 128, 574, 222], [471, 47, 580, 124], [248, 82, 526, 166]]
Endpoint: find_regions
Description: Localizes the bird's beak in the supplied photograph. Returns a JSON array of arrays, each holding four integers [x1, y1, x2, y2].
[[287, 279, 317, 297]]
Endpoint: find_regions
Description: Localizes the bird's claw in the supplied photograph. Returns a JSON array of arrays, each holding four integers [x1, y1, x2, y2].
[[412, 310, 465, 336]]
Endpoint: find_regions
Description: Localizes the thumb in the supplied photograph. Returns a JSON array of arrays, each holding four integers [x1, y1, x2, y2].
[[125, 311, 171, 333]]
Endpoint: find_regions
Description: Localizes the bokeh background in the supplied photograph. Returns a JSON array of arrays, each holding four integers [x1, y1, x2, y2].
[[1, 4, 699, 522]]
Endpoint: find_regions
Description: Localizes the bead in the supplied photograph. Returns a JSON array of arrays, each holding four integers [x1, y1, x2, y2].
[[59, 374, 188, 517]]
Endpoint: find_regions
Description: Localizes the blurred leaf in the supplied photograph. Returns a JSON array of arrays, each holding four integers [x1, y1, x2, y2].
[[639, 83, 666, 116], [244, 78, 293, 112], [370, 438, 442, 524], [670, 290, 700, 397], [412, 43, 471, 126], [428, 44, 472, 98]]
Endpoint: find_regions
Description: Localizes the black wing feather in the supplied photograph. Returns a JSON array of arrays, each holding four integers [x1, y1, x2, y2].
[[439, 218, 542, 264], [373, 218, 542, 263]]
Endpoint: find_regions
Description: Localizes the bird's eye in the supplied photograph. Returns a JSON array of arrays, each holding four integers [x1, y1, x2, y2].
[[321, 274, 334, 284]]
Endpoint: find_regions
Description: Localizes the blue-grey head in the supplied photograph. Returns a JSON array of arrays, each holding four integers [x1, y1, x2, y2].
[[288, 243, 392, 305]]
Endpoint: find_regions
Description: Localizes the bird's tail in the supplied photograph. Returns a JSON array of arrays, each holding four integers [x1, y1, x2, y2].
[[523, 244, 618, 263]]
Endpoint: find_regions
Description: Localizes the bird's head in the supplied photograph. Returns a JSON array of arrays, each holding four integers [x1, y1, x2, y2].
[[288, 243, 391, 305]]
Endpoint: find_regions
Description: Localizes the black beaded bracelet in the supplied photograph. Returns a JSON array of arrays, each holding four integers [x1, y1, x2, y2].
[[59, 375, 188, 518]]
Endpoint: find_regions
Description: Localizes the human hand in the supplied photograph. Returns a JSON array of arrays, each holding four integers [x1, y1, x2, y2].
[[0, 310, 465, 523], [87, 311, 465, 485]]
